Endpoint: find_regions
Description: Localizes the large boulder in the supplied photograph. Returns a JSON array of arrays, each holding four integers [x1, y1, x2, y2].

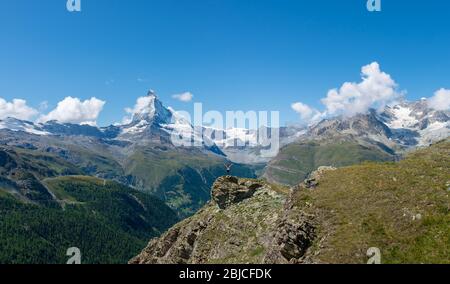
[[211, 176, 264, 209]]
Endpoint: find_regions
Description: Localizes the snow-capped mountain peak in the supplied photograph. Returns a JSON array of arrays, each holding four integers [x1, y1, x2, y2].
[[128, 90, 173, 126], [119, 91, 219, 151], [379, 100, 449, 146], [0, 95, 447, 163]]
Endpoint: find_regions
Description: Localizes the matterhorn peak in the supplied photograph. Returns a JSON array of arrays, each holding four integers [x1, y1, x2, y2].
[[128, 90, 173, 126], [147, 89, 157, 98]]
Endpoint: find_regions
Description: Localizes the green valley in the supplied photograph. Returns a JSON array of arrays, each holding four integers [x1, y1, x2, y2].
[[264, 138, 395, 186], [0, 175, 178, 264]]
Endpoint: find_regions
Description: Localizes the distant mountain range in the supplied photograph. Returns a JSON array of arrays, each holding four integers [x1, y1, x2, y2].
[[0, 91, 257, 217], [0, 91, 299, 165], [0, 93, 448, 188], [306, 99, 449, 148], [0, 91, 223, 156], [264, 99, 449, 185]]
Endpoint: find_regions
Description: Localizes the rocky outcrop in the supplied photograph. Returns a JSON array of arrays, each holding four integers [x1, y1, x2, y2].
[[129, 220, 210, 264], [262, 166, 331, 264], [299, 167, 336, 189], [212, 176, 263, 209], [263, 183, 316, 264], [130, 176, 317, 264]]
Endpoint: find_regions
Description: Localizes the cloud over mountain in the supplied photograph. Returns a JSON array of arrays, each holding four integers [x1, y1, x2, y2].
[[0, 97, 38, 120], [38, 97, 106, 126], [292, 62, 404, 123], [291, 102, 323, 124], [120, 94, 155, 124], [322, 62, 403, 116], [428, 88, 450, 111]]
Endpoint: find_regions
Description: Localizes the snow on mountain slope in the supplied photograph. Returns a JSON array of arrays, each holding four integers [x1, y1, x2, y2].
[[201, 125, 306, 164], [385, 105, 420, 129], [120, 119, 150, 135], [419, 121, 449, 146], [0, 93, 448, 164], [379, 100, 449, 146], [160, 110, 207, 146], [0, 118, 49, 136], [116, 91, 224, 156], [119, 91, 206, 145], [203, 127, 259, 148], [120, 90, 172, 136]]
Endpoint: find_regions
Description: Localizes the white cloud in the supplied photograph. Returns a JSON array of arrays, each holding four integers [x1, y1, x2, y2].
[[427, 88, 450, 111], [291, 102, 313, 119], [291, 102, 325, 125], [0, 97, 38, 120], [120, 95, 156, 125], [125, 95, 154, 116], [321, 62, 403, 117], [119, 116, 132, 125], [291, 102, 319, 120], [292, 62, 404, 123], [172, 92, 193, 102], [38, 97, 106, 126]]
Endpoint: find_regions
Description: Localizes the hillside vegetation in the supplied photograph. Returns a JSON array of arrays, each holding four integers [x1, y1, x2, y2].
[[294, 140, 450, 263], [0, 175, 177, 264], [264, 139, 395, 186]]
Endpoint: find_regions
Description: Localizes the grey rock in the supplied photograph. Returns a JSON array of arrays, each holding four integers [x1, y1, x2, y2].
[[211, 176, 263, 209], [130, 176, 288, 264], [297, 166, 336, 190]]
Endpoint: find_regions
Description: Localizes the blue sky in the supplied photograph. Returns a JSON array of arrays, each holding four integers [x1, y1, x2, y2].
[[1, 0, 449, 126]]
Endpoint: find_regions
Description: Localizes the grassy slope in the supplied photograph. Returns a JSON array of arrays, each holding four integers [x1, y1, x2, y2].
[[52, 141, 127, 179], [294, 140, 450, 263], [264, 140, 394, 186], [0, 176, 178, 264], [1, 147, 83, 179]]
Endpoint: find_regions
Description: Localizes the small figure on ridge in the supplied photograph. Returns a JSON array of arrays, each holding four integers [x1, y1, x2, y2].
[[224, 163, 233, 175]]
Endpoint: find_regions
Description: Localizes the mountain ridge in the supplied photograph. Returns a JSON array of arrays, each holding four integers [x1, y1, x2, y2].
[[0, 96, 448, 165], [0, 92, 258, 217], [131, 139, 450, 264], [263, 100, 449, 185]]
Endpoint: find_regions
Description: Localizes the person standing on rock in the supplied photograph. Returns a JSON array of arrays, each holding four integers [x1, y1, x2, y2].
[[224, 163, 233, 175]]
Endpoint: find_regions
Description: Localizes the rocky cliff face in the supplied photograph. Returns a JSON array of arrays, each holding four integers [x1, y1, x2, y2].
[[130, 175, 317, 264]]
